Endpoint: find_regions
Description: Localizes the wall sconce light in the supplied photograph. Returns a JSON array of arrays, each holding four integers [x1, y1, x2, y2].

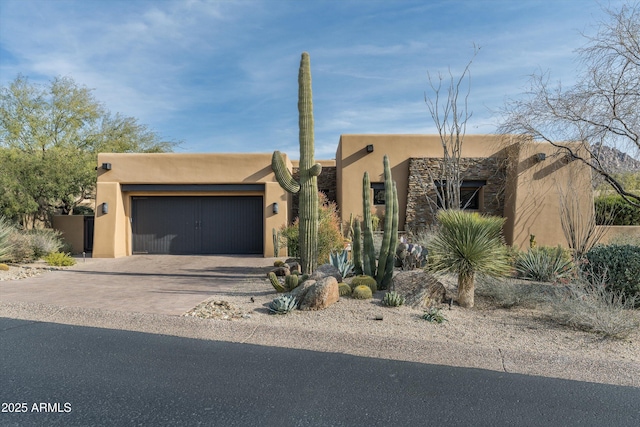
[[101, 162, 112, 170], [535, 153, 546, 162], [272, 202, 279, 214], [366, 144, 374, 153], [101, 202, 108, 214]]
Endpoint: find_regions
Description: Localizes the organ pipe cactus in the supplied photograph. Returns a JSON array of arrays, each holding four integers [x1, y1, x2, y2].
[[271, 52, 322, 274], [362, 172, 376, 277], [352, 220, 363, 276]]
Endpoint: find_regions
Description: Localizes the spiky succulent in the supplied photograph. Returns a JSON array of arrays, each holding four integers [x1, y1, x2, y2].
[[330, 249, 354, 278], [269, 295, 298, 315], [338, 282, 352, 296], [350, 275, 377, 293], [382, 291, 405, 307], [422, 307, 447, 324], [352, 285, 373, 300], [268, 272, 286, 293]]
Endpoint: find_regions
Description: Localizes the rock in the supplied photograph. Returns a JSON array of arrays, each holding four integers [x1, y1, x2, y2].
[[299, 276, 339, 311], [309, 263, 342, 283], [269, 266, 290, 277], [287, 280, 316, 301], [391, 270, 447, 308], [287, 262, 301, 274]]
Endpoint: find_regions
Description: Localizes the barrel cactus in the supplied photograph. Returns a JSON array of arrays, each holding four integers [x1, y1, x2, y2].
[[352, 285, 373, 300], [271, 52, 321, 275], [350, 275, 377, 293], [338, 282, 352, 296], [0, 263, 9, 271], [269, 294, 298, 315]]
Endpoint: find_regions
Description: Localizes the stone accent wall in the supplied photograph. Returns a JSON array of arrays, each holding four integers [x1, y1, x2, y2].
[[405, 157, 507, 232], [291, 166, 337, 222]]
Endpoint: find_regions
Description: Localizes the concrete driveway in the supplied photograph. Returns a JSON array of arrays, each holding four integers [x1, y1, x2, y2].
[[0, 255, 276, 315]]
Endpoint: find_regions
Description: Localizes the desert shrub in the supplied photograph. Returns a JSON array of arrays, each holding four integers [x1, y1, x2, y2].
[[547, 281, 639, 339], [72, 206, 94, 215], [0, 217, 15, 262], [595, 195, 640, 225], [0, 263, 9, 271], [585, 244, 640, 301], [338, 282, 352, 296], [514, 246, 574, 283], [352, 285, 373, 299], [27, 228, 64, 259], [349, 275, 377, 293], [476, 276, 549, 309], [44, 252, 76, 267], [44, 252, 76, 266], [280, 192, 344, 264], [7, 232, 34, 262]]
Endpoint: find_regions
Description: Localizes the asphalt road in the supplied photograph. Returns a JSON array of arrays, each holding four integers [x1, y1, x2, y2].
[[1, 317, 639, 427]]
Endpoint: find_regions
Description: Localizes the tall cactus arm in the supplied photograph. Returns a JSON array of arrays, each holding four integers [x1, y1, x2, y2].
[[271, 151, 301, 194], [376, 155, 395, 286], [362, 171, 376, 277], [382, 181, 399, 290]]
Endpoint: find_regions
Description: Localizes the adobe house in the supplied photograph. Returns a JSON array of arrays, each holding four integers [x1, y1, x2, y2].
[[86, 134, 598, 258]]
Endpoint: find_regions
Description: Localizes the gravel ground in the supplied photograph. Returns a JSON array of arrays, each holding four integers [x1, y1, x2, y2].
[[1, 265, 639, 388]]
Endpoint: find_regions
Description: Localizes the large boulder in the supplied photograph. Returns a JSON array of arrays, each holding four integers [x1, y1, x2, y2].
[[391, 270, 447, 308], [309, 263, 342, 283], [299, 276, 340, 311]]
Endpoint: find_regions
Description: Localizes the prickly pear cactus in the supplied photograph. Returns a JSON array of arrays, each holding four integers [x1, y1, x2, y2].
[[271, 52, 321, 275]]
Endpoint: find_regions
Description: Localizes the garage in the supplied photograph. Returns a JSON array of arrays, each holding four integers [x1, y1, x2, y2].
[[131, 196, 263, 255]]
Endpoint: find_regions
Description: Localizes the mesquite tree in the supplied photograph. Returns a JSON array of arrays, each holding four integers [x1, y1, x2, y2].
[[271, 52, 322, 274]]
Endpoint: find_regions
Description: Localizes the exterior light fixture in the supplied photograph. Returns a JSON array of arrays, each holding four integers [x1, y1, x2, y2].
[[101, 163, 112, 170], [101, 202, 108, 214], [366, 144, 374, 153], [535, 153, 546, 162], [272, 202, 279, 214]]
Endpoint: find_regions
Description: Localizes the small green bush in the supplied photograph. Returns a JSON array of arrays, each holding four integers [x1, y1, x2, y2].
[[350, 275, 377, 293], [585, 244, 640, 301], [514, 246, 574, 283], [352, 285, 373, 299], [44, 252, 76, 267], [595, 195, 640, 225], [338, 282, 352, 296]]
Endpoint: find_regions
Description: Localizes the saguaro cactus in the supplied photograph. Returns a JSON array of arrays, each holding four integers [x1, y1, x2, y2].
[[271, 52, 322, 274]]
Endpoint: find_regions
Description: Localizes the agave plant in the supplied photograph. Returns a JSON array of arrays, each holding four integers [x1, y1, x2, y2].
[[382, 291, 405, 307], [422, 307, 447, 324], [268, 295, 298, 315], [330, 249, 354, 278]]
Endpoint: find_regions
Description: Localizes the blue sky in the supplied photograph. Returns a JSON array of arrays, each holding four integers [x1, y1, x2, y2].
[[0, 0, 626, 159]]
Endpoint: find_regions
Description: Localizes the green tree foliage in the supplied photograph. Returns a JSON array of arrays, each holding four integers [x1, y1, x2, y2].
[[595, 195, 640, 225], [0, 75, 176, 227]]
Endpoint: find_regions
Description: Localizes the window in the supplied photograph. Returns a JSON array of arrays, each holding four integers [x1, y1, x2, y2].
[[371, 183, 385, 205], [435, 180, 486, 210]]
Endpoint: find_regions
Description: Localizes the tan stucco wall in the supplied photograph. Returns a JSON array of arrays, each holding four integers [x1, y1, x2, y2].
[[503, 141, 594, 249], [335, 134, 508, 231], [52, 215, 85, 254], [94, 153, 290, 258]]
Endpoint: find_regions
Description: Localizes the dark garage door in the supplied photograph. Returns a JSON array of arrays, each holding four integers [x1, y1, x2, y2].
[[131, 196, 263, 254]]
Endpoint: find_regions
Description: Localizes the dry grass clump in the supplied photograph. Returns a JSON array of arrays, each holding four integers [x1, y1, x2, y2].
[[547, 283, 639, 339], [476, 276, 549, 309]]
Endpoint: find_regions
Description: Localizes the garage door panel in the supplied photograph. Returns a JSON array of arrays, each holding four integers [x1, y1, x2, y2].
[[132, 196, 262, 255]]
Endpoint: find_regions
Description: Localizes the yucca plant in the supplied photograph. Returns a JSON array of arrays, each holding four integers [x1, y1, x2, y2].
[[429, 210, 511, 308], [0, 217, 15, 262], [382, 291, 405, 307]]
